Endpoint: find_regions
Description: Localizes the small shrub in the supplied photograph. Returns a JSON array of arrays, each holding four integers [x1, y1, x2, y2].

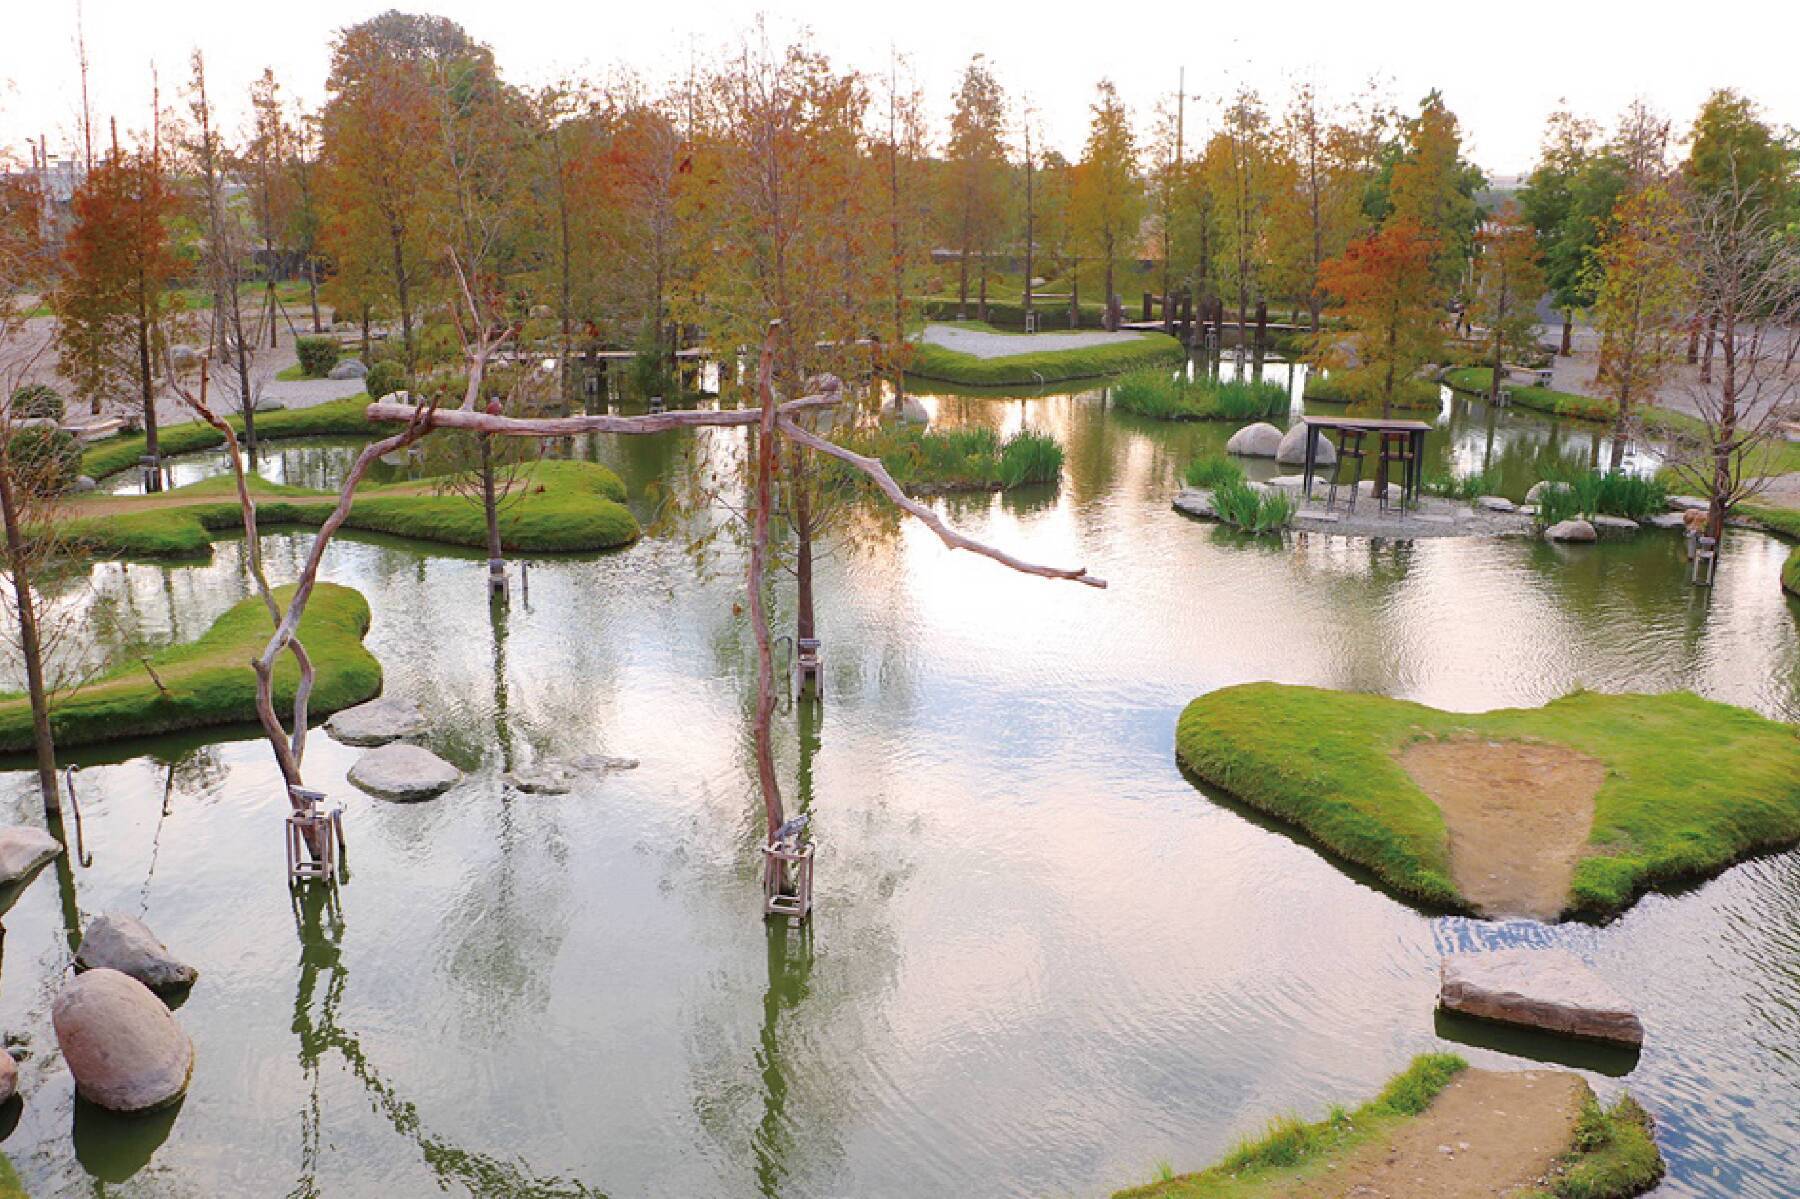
[[996, 430, 1064, 487], [1215, 378, 1289, 420], [10, 383, 65, 421], [7, 426, 82, 495], [1536, 466, 1667, 522], [364, 360, 405, 400], [1421, 467, 1498, 501], [1184, 454, 1245, 490], [294, 336, 341, 378], [1114, 369, 1286, 421]]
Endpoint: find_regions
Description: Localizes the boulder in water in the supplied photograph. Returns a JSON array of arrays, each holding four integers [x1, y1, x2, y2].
[[1275, 423, 1336, 467], [1224, 422, 1282, 458], [76, 913, 198, 992], [1440, 949, 1644, 1045], [52, 969, 194, 1112], [0, 825, 61, 887], [348, 742, 461, 801], [325, 696, 426, 746], [1545, 518, 1597, 543]]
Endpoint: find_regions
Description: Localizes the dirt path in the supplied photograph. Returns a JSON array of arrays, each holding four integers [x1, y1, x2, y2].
[[1271, 1068, 1589, 1199], [1399, 739, 1604, 921]]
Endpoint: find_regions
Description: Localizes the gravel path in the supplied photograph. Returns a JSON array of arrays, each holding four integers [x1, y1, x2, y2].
[[921, 324, 1151, 359]]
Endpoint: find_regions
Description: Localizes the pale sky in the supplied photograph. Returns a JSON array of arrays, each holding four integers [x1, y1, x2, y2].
[[5, 0, 1795, 176]]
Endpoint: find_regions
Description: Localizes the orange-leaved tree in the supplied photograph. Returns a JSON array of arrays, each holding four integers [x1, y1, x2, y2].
[[1316, 218, 1442, 416], [1589, 182, 1689, 468]]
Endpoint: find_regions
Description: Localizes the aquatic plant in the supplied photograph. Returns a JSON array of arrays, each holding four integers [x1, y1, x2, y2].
[[1183, 454, 1245, 490]]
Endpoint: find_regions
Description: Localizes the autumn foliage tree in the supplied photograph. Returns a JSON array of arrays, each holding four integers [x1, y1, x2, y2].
[[51, 143, 183, 463], [941, 56, 1010, 321], [1316, 218, 1443, 415], [1470, 202, 1545, 404], [1589, 182, 1689, 467]]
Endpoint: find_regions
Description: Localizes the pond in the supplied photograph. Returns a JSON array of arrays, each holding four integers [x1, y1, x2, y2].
[[3, 373, 1796, 1196]]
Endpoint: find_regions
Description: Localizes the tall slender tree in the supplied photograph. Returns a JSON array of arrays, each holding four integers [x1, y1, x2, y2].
[[1072, 80, 1141, 330], [941, 56, 1009, 321]]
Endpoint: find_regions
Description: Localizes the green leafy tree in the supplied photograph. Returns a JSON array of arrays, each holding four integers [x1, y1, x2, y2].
[[941, 56, 1010, 320], [1072, 79, 1141, 328], [1589, 182, 1689, 467], [1470, 202, 1546, 403]]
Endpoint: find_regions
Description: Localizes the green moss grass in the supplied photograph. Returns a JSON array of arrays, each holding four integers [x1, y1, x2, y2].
[[1112, 1055, 1469, 1198], [1113, 370, 1287, 421], [62, 460, 639, 558], [1444, 367, 1615, 421], [856, 425, 1063, 492], [1305, 371, 1441, 409], [0, 583, 379, 751], [1518, 1095, 1665, 1199], [1176, 683, 1800, 917], [905, 326, 1184, 387], [81, 396, 379, 480]]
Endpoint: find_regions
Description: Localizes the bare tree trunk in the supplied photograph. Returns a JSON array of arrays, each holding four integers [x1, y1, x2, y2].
[[307, 259, 323, 333], [480, 433, 504, 595], [137, 310, 160, 486], [791, 440, 816, 646], [1560, 311, 1573, 356], [1489, 321, 1504, 406], [1699, 314, 1717, 384], [747, 334, 786, 866], [0, 471, 59, 816]]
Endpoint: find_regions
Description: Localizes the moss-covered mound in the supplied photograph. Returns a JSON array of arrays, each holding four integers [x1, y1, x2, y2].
[[0, 583, 380, 751], [1305, 371, 1441, 410], [906, 326, 1184, 386], [61, 460, 640, 558], [1176, 683, 1800, 918], [81, 396, 379, 480]]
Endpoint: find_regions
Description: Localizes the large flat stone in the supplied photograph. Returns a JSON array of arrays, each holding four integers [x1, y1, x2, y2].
[[76, 912, 198, 991], [348, 743, 461, 801], [1439, 949, 1644, 1045], [53, 968, 194, 1112], [1666, 495, 1710, 512], [0, 825, 61, 886], [325, 696, 427, 746]]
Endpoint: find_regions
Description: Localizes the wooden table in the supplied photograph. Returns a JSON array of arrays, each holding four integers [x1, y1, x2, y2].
[[1298, 415, 1432, 507]]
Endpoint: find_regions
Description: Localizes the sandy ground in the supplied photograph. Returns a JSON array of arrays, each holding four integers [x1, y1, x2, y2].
[[1399, 739, 1603, 921], [920, 323, 1151, 359], [1271, 1068, 1589, 1199], [11, 306, 366, 435]]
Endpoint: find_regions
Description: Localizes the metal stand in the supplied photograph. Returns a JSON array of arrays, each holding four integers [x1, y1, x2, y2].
[[487, 558, 508, 598], [285, 786, 344, 884], [796, 637, 822, 697], [648, 394, 666, 414], [139, 454, 161, 493], [1691, 535, 1718, 586], [763, 839, 814, 922]]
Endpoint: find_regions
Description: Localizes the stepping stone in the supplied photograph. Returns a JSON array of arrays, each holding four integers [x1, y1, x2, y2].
[[1477, 495, 1516, 512], [53, 968, 195, 1112], [1666, 495, 1710, 512], [1172, 489, 1217, 519], [1413, 513, 1455, 526], [1648, 512, 1689, 529], [76, 913, 198, 991], [505, 762, 581, 795], [1439, 949, 1644, 1045], [1265, 474, 1308, 490], [1544, 519, 1597, 543], [325, 696, 427, 746], [1591, 514, 1641, 535], [0, 825, 61, 887], [1225, 421, 1282, 457], [572, 754, 639, 773], [348, 743, 461, 801]]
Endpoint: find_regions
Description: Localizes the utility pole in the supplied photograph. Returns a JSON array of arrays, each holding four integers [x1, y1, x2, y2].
[[76, 0, 94, 171]]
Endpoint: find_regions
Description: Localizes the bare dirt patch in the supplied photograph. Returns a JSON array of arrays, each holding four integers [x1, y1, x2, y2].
[[1270, 1068, 1589, 1199], [1400, 738, 1604, 921]]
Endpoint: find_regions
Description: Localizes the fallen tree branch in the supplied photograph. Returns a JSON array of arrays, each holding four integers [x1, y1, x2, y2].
[[363, 393, 840, 437], [776, 416, 1108, 588]]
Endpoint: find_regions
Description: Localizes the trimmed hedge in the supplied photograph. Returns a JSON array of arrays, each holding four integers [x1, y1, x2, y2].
[[906, 328, 1184, 387], [0, 582, 380, 751], [294, 336, 342, 378]]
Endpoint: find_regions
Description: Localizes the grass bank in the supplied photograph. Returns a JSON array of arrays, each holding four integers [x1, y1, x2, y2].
[[906, 326, 1184, 387], [1113, 369, 1287, 421], [1305, 371, 1441, 410], [1113, 1055, 1469, 1198], [0, 583, 379, 752], [1176, 683, 1800, 917], [81, 396, 377, 480], [1444, 367, 1614, 422], [61, 459, 640, 558]]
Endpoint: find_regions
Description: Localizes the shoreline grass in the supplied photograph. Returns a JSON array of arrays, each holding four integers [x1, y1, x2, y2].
[[1114, 369, 1287, 422], [1443, 367, 1615, 422], [1304, 371, 1441, 410], [905, 326, 1184, 387], [1176, 683, 1800, 918], [1112, 1055, 1469, 1198], [858, 425, 1063, 492], [61, 459, 640, 558], [0, 583, 379, 752]]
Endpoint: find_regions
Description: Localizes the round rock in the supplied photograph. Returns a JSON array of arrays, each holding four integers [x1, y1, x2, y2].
[[1477, 495, 1516, 513], [326, 358, 368, 380], [325, 696, 427, 747], [0, 825, 62, 887], [76, 912, 197, 991], [1275, 423, 1336, 467], [348, 742, 461, 801], [52, 968, 194, 1112], [1545, 518, 1597, 543], [1224, 421, 1282, 458]]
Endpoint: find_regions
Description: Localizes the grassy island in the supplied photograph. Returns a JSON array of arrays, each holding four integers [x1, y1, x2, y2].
[[906, 324, 1183, 387], [60, 459, 640, 559], [1442, 368, 1614, 422], [1112, 370, 1287, 422], [80, 396, 380, 480], [1304, 372, 1442, 409], [857, 426, 1063, 493], [1176, 683, 1800, 918], [0, 583, 379, 752], [1115, 1054, 1662, 1199]]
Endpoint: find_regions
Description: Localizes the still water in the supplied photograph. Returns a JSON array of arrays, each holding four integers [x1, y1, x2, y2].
[[2, 376, 1796, 1197]]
